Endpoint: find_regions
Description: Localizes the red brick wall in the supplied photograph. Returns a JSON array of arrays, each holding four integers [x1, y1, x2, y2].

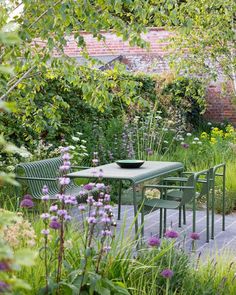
[[204, 84, 236, 125], [36, 28, 236, 125]]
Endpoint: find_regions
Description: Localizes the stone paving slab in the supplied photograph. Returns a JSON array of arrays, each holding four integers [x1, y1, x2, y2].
[[112, 205, 236, 254]]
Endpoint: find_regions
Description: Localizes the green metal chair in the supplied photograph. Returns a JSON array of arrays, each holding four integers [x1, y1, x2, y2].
[[141, 170, 210, 242], [163, 163, 226, 240], [163, 169, 212, 228], [15, 157, 90, 199]]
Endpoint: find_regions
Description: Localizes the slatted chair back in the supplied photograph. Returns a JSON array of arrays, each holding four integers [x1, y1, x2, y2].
[[15, 157, 69, 199], [179, 174, 196, 206], [199, 168, 212, 198]]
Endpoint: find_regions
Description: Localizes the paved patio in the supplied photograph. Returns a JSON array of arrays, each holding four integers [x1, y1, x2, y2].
[[113, 205, 236, 254]]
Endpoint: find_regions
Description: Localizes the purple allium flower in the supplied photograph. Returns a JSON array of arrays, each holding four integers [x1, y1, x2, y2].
[[42, 185, 49, 194], [101, 230, 112, 237], [190, 232, 200, 240], [0, 281, 10, 292], [20, 198, 34, 208], [96, 183, 105, 190], [104, 205, 112, 210], [41, 213, 50, 220], [161, 269, 174, 279], [49, 220, 61, 230], [148, 236, 161, 247], [64, 214, 72, 221], [57, 209, 67, 217], [87, 217, 97, 224], [84, 183, 94, 191], [181, 143, 190, 149], [0, 261, 10, 271], [41, 229, 50, 235], [23, 194, 33, 200], [59, 177, 70, 186], [62, 153, 71, 161], [78, 204, 86, 211], [86, 196, 94, 204], [165, 230, 179, 239], [49, 205, 58, 212], [42, 194, 50, 201]]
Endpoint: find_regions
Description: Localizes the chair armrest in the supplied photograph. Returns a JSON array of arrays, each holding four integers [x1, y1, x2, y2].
[[15, 176, 57, 181], [143, 184, 194, 190], [163, 177, 206, 183], [182, 171, 207, 175]]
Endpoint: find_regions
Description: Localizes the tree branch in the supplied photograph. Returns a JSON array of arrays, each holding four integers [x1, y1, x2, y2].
[[0, 65, 35, 101], [28, 0, 63, 29]]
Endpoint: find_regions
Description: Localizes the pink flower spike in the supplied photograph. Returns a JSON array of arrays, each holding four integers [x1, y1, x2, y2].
[[41, 229, 50, 235], [42, 185, 49, 194], [42, 194, 50, 201], [41, 213, 50, 220], [59, 177, 70, 186], [62, 153, 71, 161]]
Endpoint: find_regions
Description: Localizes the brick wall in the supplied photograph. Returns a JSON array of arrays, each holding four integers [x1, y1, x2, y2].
[[40, 28, 236, 125], [204, 83, 236, 125]]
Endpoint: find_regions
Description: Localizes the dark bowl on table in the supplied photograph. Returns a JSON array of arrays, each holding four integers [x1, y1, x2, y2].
[[116, 160, 145, 169]]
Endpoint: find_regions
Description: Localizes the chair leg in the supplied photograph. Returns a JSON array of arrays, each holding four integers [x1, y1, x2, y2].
[[192, 197, 196, 233], [141, 206, 144, 238], [159, 208, 163, 238], [164, 208, 167, 233], [206, 190, 210, 243], [118, 180, 122, 220], [183, 205, 186, 225], [211, 183, 215, 239], [178, 207, 182, 227], [222, 166, 226, 231]]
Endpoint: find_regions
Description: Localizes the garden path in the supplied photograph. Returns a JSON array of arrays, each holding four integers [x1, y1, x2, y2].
[[113, 205, 236, 255]]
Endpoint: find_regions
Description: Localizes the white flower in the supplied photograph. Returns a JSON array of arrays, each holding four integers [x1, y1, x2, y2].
[[76, 132, 83, 135], [162, 128, 168, 132], [194, 137, 199, 141], [71, 136, 80, 142], [186, 133, 192, 137], [163, 140, 169, 144], [192, 141, 196, 144], [207, 122, 212, 126], [81, 140, 87, 143], [197, 141, 202, 145]]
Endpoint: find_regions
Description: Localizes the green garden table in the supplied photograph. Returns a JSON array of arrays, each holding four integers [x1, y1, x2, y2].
[[68, 161, 184, 236]]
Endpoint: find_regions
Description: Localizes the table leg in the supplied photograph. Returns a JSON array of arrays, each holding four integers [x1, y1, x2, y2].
[[118, 180, 122, 220], [132, 183, 139, 238]]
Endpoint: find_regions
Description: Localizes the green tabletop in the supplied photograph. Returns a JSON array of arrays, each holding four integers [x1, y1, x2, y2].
[[68, 161, 184, 183]]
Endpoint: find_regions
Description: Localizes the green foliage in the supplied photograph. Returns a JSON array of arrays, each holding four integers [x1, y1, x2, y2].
[[165, 0, 236, 93], [161, 76, 207, 127], [0, 209, 37, 293]]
